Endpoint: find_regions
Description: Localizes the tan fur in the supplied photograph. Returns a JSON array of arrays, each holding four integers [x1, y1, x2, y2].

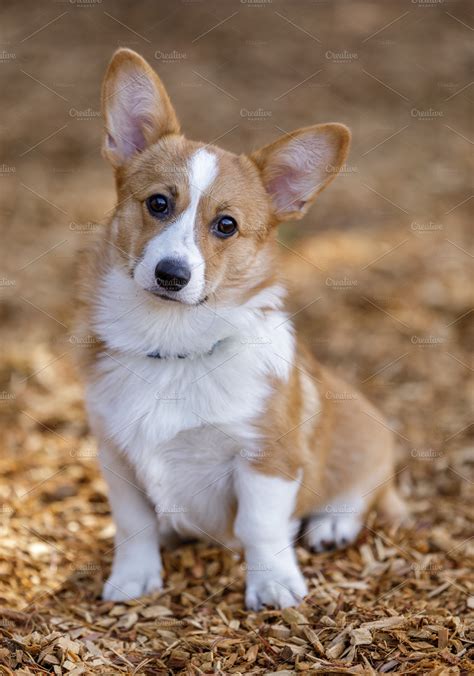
[[77, 49, 405, 538], [252, 343, 401, 520]]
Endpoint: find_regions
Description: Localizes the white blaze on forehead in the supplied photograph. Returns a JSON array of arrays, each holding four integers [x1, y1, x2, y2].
[[134, 148, 218, 304], [189, 148, 219, 203]]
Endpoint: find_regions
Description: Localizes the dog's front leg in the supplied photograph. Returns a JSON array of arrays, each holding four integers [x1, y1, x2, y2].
[[99, 443, 163, 601], [234, 458, 307, 610]]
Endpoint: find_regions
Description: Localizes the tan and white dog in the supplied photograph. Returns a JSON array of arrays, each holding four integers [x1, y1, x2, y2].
[[77, 49, 405, 610]]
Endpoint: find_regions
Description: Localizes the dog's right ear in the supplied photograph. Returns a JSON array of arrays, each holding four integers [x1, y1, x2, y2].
[[101, 49, 180, 168]]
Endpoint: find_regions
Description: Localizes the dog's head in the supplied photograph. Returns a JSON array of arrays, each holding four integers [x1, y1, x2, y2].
[[102, 49, 350, 307]]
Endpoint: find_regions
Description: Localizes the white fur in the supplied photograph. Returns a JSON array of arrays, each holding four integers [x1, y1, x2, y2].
[[303, 493, 364, 552], [134, 148, 218, 305], [87, 272, 299, 602], [234, 460, 307, 609], [93, 264, 290, 359], [100, 443, 163, 601], [89, 279, 293, 451]]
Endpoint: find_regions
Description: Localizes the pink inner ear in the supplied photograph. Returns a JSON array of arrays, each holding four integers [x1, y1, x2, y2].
[[108, 70, 158, 161], [267, 167, 307, 213], [264, 134, 334, 214], [121, 115, 147, 157]]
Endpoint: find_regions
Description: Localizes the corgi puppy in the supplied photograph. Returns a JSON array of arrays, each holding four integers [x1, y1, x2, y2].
[[77, 49, 406, 610]]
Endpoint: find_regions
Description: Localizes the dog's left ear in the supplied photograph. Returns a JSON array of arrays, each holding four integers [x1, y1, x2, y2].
[[101, 49, 180, 168], [250, 124, 350, 221]]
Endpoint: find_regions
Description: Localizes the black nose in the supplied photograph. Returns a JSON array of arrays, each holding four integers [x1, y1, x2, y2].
[[154, 258, 191, 291]]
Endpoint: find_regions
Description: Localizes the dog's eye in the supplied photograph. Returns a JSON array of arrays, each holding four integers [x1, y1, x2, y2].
[[213, 216, 238, 238], [147, 194, 169, 217]]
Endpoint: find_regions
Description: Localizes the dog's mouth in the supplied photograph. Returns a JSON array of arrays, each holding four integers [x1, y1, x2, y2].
[[153, 291, 180, 303], [148, 288, 208, 307]]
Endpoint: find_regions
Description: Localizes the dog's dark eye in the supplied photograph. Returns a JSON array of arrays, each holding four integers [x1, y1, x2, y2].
[[147, 194, 169, 217], [213, 216, 238, 238]]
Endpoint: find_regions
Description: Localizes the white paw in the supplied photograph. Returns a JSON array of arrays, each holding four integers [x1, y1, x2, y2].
[[304, 513, 362, 552], [103, 562, 163, 602], [245, 567, 308, 610]]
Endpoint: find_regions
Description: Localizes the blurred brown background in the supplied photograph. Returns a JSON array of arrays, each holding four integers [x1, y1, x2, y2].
[[0, 0, 472, 672]]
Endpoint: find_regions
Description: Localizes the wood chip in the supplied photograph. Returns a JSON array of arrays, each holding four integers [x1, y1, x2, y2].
[[326, 639, 346, 659], [269, 625, 291, 640], [281, 608, 307, 626], [168, 649, 190, 669], [351, 628, 373, 646], [140, 604, 172, 618], [360, 616, 405, 630], [438, 627, 449, 649], [302, 626, 324, 655]]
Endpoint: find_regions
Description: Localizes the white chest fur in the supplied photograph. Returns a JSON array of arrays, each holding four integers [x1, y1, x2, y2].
[[86, 268, 294, 540]]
